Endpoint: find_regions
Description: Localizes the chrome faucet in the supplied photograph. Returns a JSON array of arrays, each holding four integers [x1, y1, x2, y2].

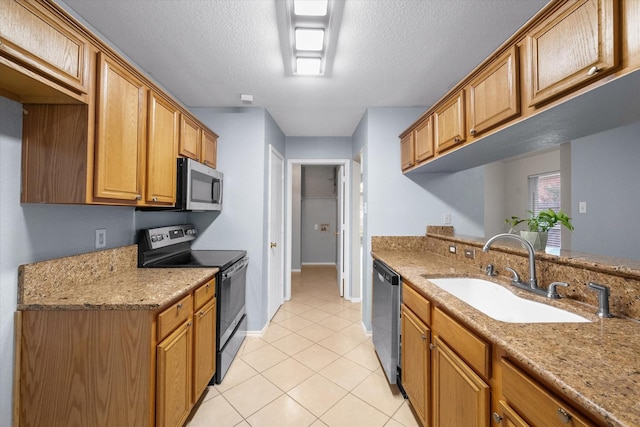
[[482, 233, 546, 297]]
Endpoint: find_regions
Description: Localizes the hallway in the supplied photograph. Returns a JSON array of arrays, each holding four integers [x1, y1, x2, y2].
[[186, 265, 419, 427]]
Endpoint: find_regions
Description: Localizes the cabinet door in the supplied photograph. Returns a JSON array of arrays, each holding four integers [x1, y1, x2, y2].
[[0, 0, 89, 94], [401, 304, 430, 427], [528, 0, 619, 107], [432, 336, 490, 427], [193, 298, 216, 401], [468, 45, 520, 137], [94, 52, 146, 202], [400, 133, 415, 170], [179, 115, 201, 160], [157, 319, 193, 427], [201, 130, 218, 169], [414, 116, 434, 163], [497, 401, 530, 427], [147, 91, 178, 205], [434, 91, 466, 154]]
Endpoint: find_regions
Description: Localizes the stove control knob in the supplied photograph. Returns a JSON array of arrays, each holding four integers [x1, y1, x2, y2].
[[150, 235, 157, 242], [186, 228, 197, 235], [157, 235, 164, 241]]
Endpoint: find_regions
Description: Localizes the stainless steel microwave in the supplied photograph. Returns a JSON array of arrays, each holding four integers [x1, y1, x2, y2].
[[176, 158, 223, 211]]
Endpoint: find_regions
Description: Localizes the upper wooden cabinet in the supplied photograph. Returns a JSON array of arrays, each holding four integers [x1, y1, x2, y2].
[[0, 0, 90, 102], [415, 115, 434, 163], [94, 52, 146, 203], [201, 130, 218, 169], [527, 0, 619, 107], [400, 132, 415, 170], [467, 45, 520, 137], [147, 91, 179, 205], [179, 114, 202, 160], [434, 91, 466, 154]]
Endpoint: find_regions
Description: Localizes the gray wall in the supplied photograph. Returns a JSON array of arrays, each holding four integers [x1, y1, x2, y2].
[[571, 121, 640, 258], [301, 166, 338, 264], [286, 136, 353, 159], [291, 164, 302, 271]]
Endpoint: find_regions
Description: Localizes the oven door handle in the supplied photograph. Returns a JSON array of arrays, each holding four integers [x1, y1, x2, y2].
[[222, 257, 249, 280]]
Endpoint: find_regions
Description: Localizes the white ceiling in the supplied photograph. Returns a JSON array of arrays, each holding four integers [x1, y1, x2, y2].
[[60, 0, 548, 137]]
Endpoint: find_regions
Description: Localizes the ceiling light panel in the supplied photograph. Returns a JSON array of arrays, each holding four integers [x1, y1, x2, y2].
[[295, 28, 324, 51], [294, 0, 328, 16], [296, 57, 322, 75]]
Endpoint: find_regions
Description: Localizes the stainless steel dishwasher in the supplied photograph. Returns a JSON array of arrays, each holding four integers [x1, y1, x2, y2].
[[372, 259, 402, 389]]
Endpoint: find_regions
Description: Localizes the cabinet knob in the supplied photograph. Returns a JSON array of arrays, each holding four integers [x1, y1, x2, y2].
[[177, 303, 183, 310], [206, 283, 210, 289], [454, 137, 461, 143], [587, 65, 599, 76], [187, 321, 192, 327], [492, 412, 503, 423], [152, 197, 157, 202], [557, 408, 572, 424], [470, 129, 476, 136], [429, 343, 435, 350], [136, 194, 142, 200], [199, 310, 205, 317], [420, 334, 427, 340]]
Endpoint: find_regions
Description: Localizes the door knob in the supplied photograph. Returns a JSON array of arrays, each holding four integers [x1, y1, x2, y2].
[[334, 232, 340, 236], [270, 242, 277, 248]]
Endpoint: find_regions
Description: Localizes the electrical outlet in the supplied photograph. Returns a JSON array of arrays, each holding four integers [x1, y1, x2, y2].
[[579, 201, 587, 213], [449, 245, 456, 254], [464, 249, 475, 259], [95, 229, 106, 249], [444, 212, 452, 225]]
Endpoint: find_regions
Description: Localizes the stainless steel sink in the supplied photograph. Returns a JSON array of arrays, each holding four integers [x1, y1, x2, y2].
[[424, 277, 590, 323]]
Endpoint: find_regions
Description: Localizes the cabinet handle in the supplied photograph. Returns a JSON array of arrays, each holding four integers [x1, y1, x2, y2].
[[492, 412, 503, 423], [420, 334, 427, 340], [454, 137, 461, 143], [429, 343, 435, 350], [152, 197, 157, 202], [557, 408, 572, 424], [199, 310, 205, 317], [470, 129, 476, 136], [587, 65, 599, 76], [177, 303, 183, 310], [206, 283, 210, 290], [187, 321, 192, 327], [135, 194, 142, 200]]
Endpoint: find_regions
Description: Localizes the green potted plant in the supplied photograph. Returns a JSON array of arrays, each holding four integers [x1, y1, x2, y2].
[[504, 209, 574, 250]]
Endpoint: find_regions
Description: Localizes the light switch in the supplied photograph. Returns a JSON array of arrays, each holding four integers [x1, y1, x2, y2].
[[579, 201, 587, 214], [314, 224, 318, 230]]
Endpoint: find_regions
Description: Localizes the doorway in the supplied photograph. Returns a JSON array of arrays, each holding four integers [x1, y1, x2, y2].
[[267, 146, 285, 321], [286, 159, 351, 302]]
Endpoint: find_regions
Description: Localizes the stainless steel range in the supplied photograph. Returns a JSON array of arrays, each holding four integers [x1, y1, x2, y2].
[[138, 224, 248, 384]]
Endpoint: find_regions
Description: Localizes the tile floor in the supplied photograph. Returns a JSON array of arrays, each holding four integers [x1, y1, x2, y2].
[[186, 265, 420, 427]]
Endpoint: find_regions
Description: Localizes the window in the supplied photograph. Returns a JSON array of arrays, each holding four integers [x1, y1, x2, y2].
[[529, 171, 561, 250]]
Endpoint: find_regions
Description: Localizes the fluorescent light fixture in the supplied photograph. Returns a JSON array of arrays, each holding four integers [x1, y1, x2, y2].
[[295, 28, 324, 51], [294, 0, 328, 16], [296, 57, 322, 75]]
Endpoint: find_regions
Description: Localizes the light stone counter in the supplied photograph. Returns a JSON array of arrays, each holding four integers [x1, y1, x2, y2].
[[373, 249, 640, 427], [18, 245, 218, 311]]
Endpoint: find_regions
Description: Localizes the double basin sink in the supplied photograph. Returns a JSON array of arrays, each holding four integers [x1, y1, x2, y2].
[[424, 277, 590, 323]]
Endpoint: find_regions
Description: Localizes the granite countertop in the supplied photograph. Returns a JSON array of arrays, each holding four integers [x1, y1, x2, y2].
[[373, 249, 640, 427], [18, 267, 218, 311], [17, 245, 218, 311]]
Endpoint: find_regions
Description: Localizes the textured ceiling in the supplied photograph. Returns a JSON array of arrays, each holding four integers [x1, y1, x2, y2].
[[60, 0, 548, 137]]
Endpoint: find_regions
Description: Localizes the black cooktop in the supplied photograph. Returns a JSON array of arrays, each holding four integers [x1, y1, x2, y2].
[[152, 250, 246, 270]]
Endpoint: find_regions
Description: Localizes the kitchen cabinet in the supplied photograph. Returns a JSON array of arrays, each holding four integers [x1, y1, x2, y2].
[[624, 0, 640, 68], [193, 279, 216, 401], [434, 91, 466, 154], [201, 129, 218, 169], [400, 132, 415, 171], [147, 91, 179, 204], [156, 317, 193, 427], [93, 52, 147, 203], [432, 336, 490, 427], [414, 115, 434, 163], [500, 358, 594, 427], [401, 304, 430, 426], [467, 45, 520, 137], [527, 0, 619, 107], [180, 114, 202, 161], [0, 0, 89, 103]]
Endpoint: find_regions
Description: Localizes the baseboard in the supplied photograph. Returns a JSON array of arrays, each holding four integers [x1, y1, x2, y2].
[[291, 269, 301, 273], [300, 262, 337, 266], [361, 321, 372, 337], [348, 297, 362, 303], [247, 323, 268, 337]]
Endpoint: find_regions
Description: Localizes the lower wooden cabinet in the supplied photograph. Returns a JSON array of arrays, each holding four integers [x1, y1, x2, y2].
[[401, 304, 430, 426], [156, 318, 193, 427], [193, 298, 216, 400], [432, 336, 490, 427], [500, 359, 594, 427]]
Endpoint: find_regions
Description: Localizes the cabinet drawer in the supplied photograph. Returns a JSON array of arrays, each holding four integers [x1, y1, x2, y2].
[[432, 307, 490, 379], [502, 359, 594, 427], [194, 278, 215, 310], [158, 295, 193, 341], [402, 282, 431, 326]]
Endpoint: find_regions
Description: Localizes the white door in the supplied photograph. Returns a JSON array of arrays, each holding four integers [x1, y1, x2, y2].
[[268, 146, 285, 320], [336, 165, 346, 297]]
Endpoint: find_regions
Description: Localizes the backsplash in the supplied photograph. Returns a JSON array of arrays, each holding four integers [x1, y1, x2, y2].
[[372, 233, 640, 320]]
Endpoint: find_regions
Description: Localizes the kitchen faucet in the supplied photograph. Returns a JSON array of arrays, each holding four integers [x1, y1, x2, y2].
[[482, 233, 547, 297]]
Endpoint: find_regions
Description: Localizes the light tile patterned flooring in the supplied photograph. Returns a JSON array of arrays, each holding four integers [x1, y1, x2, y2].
[[186, 265, 420, 427]]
